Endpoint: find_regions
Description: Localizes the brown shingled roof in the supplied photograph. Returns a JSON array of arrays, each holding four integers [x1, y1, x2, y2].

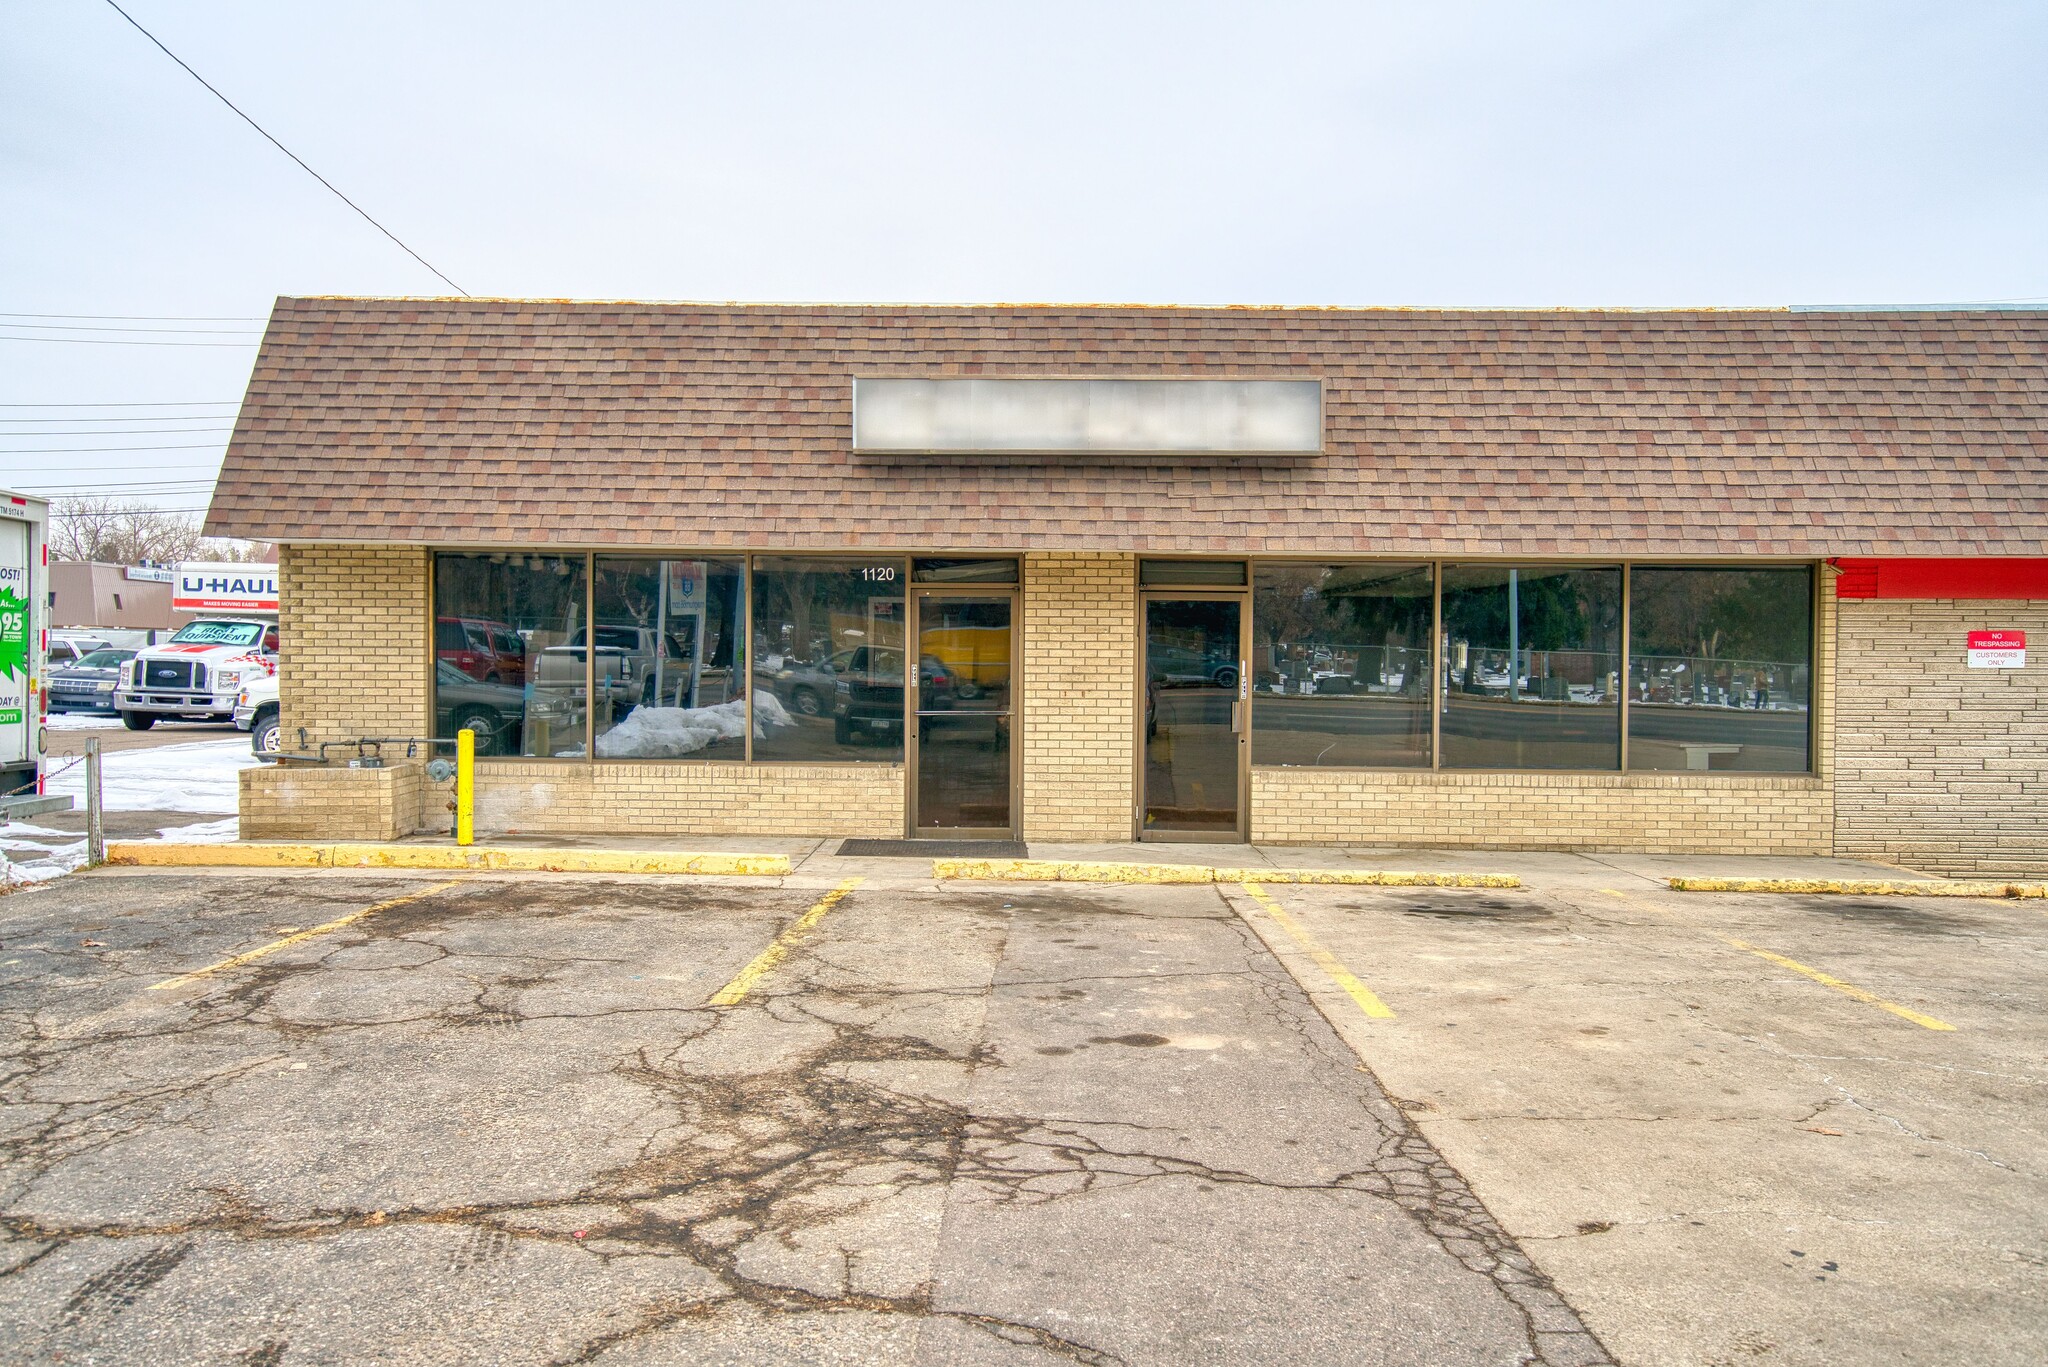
[[204, 299, 2048, 556]]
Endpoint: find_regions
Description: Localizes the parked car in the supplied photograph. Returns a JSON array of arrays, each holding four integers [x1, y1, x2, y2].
[[431, 660, 529, 756], [765, 652, 847, 717], [48, 648, 137, 715], [831, 650, 954, 744], [435, 616, 527, 685], [1149, 644, 1238, 689], [48, 636, 112, 670]]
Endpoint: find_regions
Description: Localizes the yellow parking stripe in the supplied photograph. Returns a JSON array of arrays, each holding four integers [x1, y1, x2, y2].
[[708, 878, 864, 1007], [1720, 936, 1956, 1032], [148, 880, 461, 992], [1240, 882, 1395, 1020]]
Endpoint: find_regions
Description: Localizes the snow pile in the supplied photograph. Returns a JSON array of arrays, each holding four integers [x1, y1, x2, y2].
[[46, 738, 258, 814], [594, 694, 794, 759]]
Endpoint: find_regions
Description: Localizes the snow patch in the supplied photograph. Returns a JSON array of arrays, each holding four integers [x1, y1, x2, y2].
[[155, 817, 240, 843], [42, 714, 124, 730], [1, 825, 86, 884], [593, 694, 793, 759], [46, 738, 256, 814]]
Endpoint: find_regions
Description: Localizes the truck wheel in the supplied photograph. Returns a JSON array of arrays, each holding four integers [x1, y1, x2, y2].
[[834, 714, 856, 745], [1212, 666, 1238, 690], [121, 712, 156, 731], [251, 711, 282, 758]]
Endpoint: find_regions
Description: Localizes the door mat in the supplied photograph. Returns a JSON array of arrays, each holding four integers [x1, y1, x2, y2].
[[836, 839, 1028, 859]]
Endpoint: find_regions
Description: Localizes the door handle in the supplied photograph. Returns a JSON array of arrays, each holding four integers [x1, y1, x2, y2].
[[1231, 700, 1244, 734]]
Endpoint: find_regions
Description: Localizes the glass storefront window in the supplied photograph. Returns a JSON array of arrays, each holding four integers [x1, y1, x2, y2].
[[590, 558, 746, 760], [1627, 567, 1813, 771], [1251, 563, 1433, 767], [1441, 565, 1621, 769], [751, 557, 908, 761], [433, 553, 589, 757], [912, 557, 1018, 584]]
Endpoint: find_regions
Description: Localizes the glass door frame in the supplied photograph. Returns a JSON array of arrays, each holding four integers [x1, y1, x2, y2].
[[906, 584, 1021, 839], [1135, 589, 1252, 843]]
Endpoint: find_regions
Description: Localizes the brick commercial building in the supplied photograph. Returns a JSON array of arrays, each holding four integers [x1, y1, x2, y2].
[[205, 299, 2047, 874]]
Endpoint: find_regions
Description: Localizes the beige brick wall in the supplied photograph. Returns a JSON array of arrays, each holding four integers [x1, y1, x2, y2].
[[452, 763, 903, 839], [278, 544, 431, 746], [1021, 552, 1137, 840], [1252, 768, 1831, 853], [1835, 597, 2048, 876], [242, 760, 421, 840]]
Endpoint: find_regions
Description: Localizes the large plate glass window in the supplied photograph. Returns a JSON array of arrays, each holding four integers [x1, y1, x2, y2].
[[432, 553, 589, 757], [1627, 566, 1813, 771], [1441, 565, 1621, 769], [1252, 563, 1433, 768], [752, 557, 907, 761], [590, 558, 746, 760]]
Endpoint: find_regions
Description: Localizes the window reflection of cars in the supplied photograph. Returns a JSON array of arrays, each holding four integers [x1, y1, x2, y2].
[[432, 660, 527, 755], [49, 648, 138, 714], [1149, 644, 1238, 689], [435, 616, 527, 685], [765, 650, 851, 718], [830, 650, 953, 744]]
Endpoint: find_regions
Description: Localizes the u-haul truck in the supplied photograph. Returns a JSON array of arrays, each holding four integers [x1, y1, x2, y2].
[[0, 493, 49, 802], [114, 562, 279, 730]]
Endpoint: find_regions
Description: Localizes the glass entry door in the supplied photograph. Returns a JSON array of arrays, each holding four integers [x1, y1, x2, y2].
[[910, 592, 1015, 835], [1142, 597, 1247, 839]]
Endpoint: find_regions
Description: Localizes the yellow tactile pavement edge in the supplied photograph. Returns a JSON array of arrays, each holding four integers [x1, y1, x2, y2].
[[103, 843, 791, 877], [934, 858, 1519, 888], [1671, 876, 2047, 899]]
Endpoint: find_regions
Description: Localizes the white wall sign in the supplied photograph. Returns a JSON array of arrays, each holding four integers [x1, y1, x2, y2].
[[173, 562, 279, 613], [853, 378, 1323, 454], [1966, 630, 2026, 669]]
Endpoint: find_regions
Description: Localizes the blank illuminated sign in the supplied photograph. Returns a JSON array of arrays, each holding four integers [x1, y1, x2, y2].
[[853, 378, 1322, 454]]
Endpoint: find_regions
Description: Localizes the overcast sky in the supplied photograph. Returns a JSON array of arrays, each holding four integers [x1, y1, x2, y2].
[[5, 0, 2044, 515]]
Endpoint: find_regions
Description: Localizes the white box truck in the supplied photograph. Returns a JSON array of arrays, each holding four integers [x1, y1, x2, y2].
[[0, 492, 50, 801]]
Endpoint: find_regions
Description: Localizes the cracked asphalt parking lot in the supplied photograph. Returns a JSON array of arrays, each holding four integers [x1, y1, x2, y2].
[[0, 869, 2040, 1366]]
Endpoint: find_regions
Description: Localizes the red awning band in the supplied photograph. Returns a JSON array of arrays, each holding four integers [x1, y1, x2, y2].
[[1831, 559, 2048, 600]]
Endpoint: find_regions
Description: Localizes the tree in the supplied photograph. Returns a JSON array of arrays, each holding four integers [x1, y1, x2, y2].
[[46, 497, 273, 566], [49, 496, 204, 565]]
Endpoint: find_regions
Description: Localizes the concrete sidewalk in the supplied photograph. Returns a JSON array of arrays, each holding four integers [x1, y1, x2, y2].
[[94, 826, 1942, 898]]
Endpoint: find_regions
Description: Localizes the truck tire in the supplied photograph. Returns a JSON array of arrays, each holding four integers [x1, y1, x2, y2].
[[251, 709, 282, 758], [121, 711, 156, 731]]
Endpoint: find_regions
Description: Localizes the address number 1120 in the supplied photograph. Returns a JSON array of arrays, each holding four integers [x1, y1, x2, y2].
[[860, 566, 898, 582]]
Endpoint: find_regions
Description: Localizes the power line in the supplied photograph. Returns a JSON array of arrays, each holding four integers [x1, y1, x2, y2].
[[0, 461, 226, 472], [51, 505, 215, 516], [102, 0, 469, 297], [0, 401, 237, 407], [0, 443, 225, 453], [0, 334, 257, 347], [0, 428, 234, 437], [0, 322, 259, 335], [0, 415, 234, 423], [0, 312, 263, 322]]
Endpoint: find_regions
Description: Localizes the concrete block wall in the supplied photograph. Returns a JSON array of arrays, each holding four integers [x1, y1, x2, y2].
[[243, 760, 422, 841], [278, 544, 431, 747], [1021, 552, 1137, 840], [1834, 598, 2048, 876], [461, 763, 904, 839]]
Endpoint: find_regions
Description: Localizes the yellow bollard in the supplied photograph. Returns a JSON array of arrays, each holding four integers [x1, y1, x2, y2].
[[456, 727, 474, 847]]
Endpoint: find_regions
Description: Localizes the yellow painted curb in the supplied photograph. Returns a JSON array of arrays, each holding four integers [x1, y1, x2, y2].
[[104, 843, 325, 869], [934, 858, 1520, 888], [103, 842, 790, 877], [1670, 876, 2047, 899]]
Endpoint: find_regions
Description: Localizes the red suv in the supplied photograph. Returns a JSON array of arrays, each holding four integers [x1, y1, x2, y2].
[[436, 617, 527, 686]]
